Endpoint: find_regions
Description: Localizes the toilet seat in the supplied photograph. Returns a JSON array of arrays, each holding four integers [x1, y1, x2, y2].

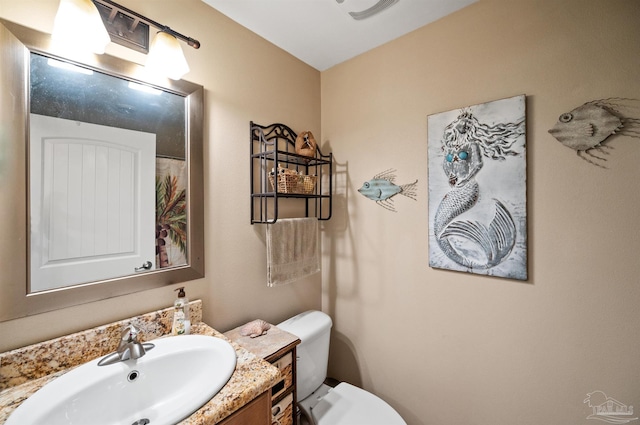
[[308, 383, 406, 425]]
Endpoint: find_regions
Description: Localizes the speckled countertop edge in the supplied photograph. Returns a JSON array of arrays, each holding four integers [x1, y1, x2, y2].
[[0, 301, 281, 424]]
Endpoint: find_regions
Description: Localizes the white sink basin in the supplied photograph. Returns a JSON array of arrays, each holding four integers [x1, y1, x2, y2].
[[6, 334, 237, 425]]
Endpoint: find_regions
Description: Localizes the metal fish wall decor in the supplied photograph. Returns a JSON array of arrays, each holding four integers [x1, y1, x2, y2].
[[548, 98, 640, 167], [358, 169, 417, 212]]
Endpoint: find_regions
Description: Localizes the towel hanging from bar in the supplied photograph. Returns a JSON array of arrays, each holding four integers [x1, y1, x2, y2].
[[266, 218, 320, 286]]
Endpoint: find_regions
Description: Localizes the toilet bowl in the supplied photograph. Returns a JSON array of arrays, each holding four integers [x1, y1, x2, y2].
[[278, 311, 406, 425]]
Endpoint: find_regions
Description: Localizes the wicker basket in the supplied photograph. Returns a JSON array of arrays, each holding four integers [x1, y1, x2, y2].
[[268, 171, 317, 194], [269, 172, 299, 193], [298, 175, 317, 194]]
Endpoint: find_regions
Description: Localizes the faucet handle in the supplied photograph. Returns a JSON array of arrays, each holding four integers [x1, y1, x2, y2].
[[121, 323, 140, 342]]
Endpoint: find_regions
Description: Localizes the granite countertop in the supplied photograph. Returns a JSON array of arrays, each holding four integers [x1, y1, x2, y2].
[[224, 321, 300, 363], [0, 301, 281, 424]]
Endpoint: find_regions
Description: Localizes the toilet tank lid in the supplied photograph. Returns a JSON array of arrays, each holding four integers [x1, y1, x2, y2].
[[277, 310, 332, 342]]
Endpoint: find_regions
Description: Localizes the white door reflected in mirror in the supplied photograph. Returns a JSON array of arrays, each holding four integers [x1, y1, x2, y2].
[[29, 114, 156, 292]]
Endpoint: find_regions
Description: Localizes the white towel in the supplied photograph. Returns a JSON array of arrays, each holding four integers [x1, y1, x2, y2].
[[266, 218, 320, 286]]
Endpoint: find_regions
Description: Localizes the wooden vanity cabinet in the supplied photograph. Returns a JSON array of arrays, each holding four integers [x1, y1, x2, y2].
[[265, 344, 297, 425], [225, 324, 301, 425], [219, 391, 271, 425]]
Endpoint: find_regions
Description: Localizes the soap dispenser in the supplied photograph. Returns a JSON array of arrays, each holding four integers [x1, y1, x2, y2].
[[171, 287, 191, 335]]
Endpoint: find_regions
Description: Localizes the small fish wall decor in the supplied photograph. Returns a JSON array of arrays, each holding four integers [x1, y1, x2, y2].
[[357, 169, 418, 212], [548, 98, 640, 167]]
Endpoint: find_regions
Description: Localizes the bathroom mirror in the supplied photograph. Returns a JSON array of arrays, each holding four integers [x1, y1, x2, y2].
[[0, 19, 204, 321]]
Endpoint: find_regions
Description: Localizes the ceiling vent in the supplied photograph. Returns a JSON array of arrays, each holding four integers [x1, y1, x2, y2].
[[336, 0, 400, 21]]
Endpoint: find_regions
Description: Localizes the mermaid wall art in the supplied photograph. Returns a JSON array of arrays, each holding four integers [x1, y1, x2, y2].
[[427, 95, 527, 280]]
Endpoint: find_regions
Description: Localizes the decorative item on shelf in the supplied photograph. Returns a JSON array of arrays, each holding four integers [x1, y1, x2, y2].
[[298, 174, 317, 194], [269, 166, 317, 194], [240, 319, 271, 338], [269, 166, 300, 193], [295, 130, 317, 160]]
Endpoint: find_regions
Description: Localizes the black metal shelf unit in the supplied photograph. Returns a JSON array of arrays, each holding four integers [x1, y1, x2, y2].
[[250, 122, 332, 224]]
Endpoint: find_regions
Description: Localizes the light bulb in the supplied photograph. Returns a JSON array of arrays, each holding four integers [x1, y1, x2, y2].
[[52, 0, 110, 55], [146, 31, 189, 80]]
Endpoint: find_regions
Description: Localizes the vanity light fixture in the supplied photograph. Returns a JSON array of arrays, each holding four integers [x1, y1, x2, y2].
[[145, 30, 190, 80], [52, 0, 111, 54], [52, 0, 201, 80]]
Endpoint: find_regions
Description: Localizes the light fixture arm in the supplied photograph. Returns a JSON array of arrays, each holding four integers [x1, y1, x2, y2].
[[93, 0, 200, 49]]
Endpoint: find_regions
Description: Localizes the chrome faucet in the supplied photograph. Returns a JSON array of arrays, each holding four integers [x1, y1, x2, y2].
[[98, 324, 155, 366]]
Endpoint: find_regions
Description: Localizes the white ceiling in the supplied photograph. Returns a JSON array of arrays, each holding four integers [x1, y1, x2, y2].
[[201, 0, 478, 71]]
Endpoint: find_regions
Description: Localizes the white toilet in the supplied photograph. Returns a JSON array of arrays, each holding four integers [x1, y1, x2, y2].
[[278, 310, 407, 425]]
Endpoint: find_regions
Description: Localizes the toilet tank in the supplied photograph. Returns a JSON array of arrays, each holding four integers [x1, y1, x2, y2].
[[278, 310, 332, 400]]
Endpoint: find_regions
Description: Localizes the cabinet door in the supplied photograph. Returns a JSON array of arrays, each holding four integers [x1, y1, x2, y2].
[[219, 391, 271, 425]]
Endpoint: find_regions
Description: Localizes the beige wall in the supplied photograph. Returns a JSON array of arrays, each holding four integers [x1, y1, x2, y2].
[[321, 0, 640, 424], [0, 0, 321, 352], [1, 0, 639, 424]]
